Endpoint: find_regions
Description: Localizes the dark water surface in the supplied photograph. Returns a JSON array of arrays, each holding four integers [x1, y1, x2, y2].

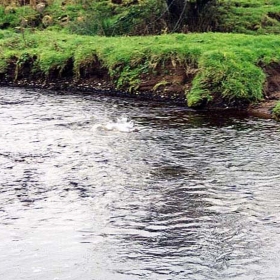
[[1, 87, 280, 280]]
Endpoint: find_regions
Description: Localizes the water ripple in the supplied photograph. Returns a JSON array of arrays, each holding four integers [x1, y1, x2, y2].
[[0, 87, 280, 280]]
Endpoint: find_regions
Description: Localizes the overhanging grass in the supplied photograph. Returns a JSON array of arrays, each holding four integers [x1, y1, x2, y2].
[[187, 50, 265, 107], [272, 101, 280, 120], [0, 58, 7, 73], [1, 30, 280, 106]]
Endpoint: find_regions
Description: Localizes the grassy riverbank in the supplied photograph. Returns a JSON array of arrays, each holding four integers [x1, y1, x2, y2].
[[1, 0, 280, 118], [1, 29, 280, 115]]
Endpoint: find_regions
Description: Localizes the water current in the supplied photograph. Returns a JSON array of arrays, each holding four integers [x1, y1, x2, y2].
[[0, 87, 280, 280]]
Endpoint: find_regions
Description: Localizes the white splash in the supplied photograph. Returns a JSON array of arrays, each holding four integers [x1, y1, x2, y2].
[[93, 117, 137, 133]]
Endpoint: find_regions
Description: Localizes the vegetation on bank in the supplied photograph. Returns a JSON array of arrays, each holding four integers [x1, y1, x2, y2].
[[1, 0, 280, 118], [0, 29, 280, 108], [272, 101, 280, 120], [1, 0, 280, 35]]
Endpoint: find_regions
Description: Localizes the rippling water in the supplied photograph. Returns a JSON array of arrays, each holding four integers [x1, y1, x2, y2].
[[1, 87, 280, 280]]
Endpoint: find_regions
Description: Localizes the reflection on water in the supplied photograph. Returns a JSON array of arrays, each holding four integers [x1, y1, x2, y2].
[[0, 87, 280, 280]]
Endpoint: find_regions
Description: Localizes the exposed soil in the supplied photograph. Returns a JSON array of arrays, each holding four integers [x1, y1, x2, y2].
[[248, 63, 280, 118], [0, 58, 190, 105]]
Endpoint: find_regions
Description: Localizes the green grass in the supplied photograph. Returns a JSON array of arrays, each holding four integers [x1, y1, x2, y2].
[[1, 30, 280, 106], [2, 0, 280, 35], [0, 58, 7, 73], [272, 101, 280, 120], [0, 0, 167, 35], [0, 5, 39, 29], [1, 0, 280, 112], [187, 50, 265, 107], [218, 0, 280, 34]]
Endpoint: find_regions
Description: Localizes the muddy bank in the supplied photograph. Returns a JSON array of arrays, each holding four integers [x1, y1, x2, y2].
[[248, 63, 280, 119], [0, 57, 189, 105], [0, 57, 279, 119]]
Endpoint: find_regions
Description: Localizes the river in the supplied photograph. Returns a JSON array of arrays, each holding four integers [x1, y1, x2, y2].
[[0, 87, 280, 280]]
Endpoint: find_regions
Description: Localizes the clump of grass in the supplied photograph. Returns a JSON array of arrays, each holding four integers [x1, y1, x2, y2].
[[187, 50, 265, 107], [0, 5, 40, 29], [73, 45, 98, 78], [272, 101, 280, 120], [0, 58, 7, 73], [36, 46, 73, 76]]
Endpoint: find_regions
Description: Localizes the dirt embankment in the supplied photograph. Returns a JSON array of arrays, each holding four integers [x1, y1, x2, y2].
[[248, 63, 280, 118], [0, 58, 279, 118], [0, 57, 190, 104]]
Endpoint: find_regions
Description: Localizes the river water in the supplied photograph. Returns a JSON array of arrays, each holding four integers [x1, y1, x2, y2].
[[0, 87, 280, 280]]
